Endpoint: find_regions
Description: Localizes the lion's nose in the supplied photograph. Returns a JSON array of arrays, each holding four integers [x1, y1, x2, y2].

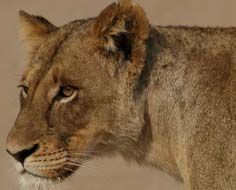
[[6, 144, 39, 164]]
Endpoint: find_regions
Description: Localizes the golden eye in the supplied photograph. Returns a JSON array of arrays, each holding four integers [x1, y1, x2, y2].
[[58, 86, 77, 103], [60, 86, 75, 98]]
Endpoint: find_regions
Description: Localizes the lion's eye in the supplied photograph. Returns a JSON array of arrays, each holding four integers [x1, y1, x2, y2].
[[61, 86, 74, 97], [59, 86, 77, 99], [18, 85, 29, 98]]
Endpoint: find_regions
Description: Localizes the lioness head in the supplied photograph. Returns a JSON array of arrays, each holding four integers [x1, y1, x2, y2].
[[6, 0, 150, 188]]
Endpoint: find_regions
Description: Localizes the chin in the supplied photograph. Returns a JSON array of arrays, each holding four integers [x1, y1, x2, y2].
[[19, 173, 54, 190], [18, 170, 75, 190]]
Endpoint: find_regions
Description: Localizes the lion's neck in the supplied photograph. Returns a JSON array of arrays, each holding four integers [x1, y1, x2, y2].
[[116, 26, 183, 180], [118, 99, 182, 180]]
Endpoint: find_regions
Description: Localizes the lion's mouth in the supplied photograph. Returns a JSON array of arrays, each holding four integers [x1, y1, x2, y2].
[[17, 153, 85, 190], [18, 148, 83, 181], [21, 164, 79, 182], [12, 147, 90, 185]]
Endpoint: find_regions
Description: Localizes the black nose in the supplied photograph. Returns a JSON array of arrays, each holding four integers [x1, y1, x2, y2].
[[7, 144, 39, 164]]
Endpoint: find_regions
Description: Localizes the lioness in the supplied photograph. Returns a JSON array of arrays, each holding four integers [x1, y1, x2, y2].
[[6, 0, 236, 189]]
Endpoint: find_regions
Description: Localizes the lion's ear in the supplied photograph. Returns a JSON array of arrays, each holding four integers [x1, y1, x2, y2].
[[19, 10, 57, 54], [93, 0, 149, 60]]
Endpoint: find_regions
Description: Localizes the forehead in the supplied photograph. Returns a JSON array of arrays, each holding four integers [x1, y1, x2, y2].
[[22, 19, 101, 84]]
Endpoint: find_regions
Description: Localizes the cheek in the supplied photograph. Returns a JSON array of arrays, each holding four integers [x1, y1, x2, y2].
[[50, 105, 86, 134], [66, 128, 94, 151], [51, 97, 93, 130]]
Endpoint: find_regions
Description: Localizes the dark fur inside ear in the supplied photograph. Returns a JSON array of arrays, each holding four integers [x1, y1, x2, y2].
[[112, 32, 132, 60], [93, 0, 150, 62]]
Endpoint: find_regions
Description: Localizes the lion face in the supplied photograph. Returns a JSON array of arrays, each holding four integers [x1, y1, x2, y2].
[[7, 20, 120, 181], [6, 0, 149, 187]]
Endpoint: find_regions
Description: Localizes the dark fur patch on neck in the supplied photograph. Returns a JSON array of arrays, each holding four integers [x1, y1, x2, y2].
[[133, 27, 167, 99]]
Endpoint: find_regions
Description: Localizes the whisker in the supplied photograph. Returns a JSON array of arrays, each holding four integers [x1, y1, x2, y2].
[[65, 159, 99, 170], [66, 157, 82, 162], [66, 153, 97, 158], [65, 159, 87, 167], [62, 166, 76, 173], [67, 149, 99, 154], [65, 162, 86, 168]]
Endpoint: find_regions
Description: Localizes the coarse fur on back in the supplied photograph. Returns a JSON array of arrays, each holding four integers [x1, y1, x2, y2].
[[6, 0, 236, 189]]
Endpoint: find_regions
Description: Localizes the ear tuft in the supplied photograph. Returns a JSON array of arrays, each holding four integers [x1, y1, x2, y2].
[[19, 10, 57, 55]]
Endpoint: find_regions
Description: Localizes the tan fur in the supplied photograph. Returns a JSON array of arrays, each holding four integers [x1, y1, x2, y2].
[[6, 1, 236, 190], [19, 10, 57, 56]]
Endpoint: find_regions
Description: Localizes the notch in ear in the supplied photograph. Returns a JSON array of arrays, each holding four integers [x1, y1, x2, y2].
[[93, 0, 150, 61], [19, 10, 58, 55]]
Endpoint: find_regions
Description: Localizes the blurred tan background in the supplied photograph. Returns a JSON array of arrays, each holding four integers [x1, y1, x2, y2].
[[1, 0, 236, 189]]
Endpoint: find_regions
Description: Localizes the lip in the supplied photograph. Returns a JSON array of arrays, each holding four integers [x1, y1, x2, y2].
[[18, 166, 53, 181], [21, 169, 51, 180], [21, 165, 78, 182], [20, 169, 27, 175]]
